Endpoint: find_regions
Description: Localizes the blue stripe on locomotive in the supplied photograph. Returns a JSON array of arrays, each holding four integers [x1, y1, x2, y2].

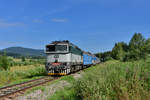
[[83, 53, 93, 65]]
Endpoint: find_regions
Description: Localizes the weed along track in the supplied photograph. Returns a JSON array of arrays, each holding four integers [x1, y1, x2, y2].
[[0, 76, 59, 99]]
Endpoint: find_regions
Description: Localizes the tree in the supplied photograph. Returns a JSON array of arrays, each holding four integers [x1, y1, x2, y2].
[[112, 42, 127, 61], [21, 56, 26, 62], [143, 38, 150, 53], [128, 33, 145, 60], [129, 33, 145, 49], [142, 38, 150, 60], [95, 51, 113, 62], [0, 53, 10, 70]]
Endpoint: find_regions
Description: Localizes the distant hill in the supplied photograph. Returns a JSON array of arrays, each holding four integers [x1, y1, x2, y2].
[[1, 47, 45, 57]]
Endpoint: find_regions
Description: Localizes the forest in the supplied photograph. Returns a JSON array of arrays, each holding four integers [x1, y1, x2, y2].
[[96, 33, 150, 62]]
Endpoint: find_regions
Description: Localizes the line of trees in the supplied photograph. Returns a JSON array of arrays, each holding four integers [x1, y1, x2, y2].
[[96, 33, 150, 62]]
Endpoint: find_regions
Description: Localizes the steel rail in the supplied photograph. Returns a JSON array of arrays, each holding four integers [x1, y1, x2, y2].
[[0, 76, 59, 99]]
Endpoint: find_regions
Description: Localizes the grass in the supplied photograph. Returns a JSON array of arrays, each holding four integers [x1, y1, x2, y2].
[[49, 87, 79, 100], [60, 75, 75, 83], [8, 57, 45, 67], [49, 60, 150, 100], [0, 65, 46, 87], [10, 64, 44, 72]]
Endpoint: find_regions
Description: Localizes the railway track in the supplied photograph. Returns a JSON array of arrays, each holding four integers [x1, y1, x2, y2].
[[0, 76, 58, 99]]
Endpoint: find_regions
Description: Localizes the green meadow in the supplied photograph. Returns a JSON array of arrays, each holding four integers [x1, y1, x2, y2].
[[0, 57, 46, 87]]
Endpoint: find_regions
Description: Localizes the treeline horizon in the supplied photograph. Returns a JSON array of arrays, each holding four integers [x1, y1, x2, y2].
[[96, 33, 150, 62], [0, 51, 45, 59]]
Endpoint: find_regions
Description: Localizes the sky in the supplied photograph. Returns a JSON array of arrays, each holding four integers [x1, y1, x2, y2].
[[0, 0, 150, 53]]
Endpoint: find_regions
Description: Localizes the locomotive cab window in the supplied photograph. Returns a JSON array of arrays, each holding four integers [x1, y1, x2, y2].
[[46, 45, 68, 52], [55, 45, 67, 52], [46, 45, 55, 52]]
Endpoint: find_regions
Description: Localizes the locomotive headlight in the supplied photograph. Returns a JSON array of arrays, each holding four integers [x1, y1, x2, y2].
[[63, 63, 67, 66]]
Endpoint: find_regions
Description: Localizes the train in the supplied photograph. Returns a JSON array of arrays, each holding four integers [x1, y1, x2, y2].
[[45, 40, 100, 75]]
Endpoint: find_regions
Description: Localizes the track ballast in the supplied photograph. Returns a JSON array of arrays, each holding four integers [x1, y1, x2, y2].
[[0, 76, 58, 99]]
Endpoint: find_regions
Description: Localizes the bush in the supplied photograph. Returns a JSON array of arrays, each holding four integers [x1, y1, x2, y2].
[[21, 57, 26, 62], [0, 54, 10, 70]]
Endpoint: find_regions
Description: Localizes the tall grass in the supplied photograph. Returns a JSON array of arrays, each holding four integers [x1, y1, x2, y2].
[[0, 66, 46, 87], [74, 61, 150, 100], [50, 60, 150, 100]]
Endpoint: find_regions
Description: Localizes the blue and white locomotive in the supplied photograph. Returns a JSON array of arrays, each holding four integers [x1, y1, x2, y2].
[[45, 40, 100, 75]]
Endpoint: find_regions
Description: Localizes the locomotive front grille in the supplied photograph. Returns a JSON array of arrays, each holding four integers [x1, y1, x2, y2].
[[46, 63, 68, 75]]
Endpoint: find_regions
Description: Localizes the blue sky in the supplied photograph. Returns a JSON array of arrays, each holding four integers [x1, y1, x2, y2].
[[0, 0, 150, 53]]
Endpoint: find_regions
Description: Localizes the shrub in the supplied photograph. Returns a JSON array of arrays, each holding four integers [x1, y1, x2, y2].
[[0, 54, 10, 70], [21, 57, 26, 62]]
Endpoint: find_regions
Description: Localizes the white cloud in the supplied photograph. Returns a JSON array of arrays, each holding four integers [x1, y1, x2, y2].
[[47, 7, 70, 15], [32, 19, 43, 23], [0, 19, 24, 27], [51, 18, 67, 22], [0, 22, 24, 27]]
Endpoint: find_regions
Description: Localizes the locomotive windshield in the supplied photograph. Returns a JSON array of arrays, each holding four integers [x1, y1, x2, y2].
[[46, 45, 68, 52]]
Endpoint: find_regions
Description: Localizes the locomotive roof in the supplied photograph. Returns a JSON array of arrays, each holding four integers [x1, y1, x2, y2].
[[83, 51, 92, 55], [52, 40, 69, 44], [46, 40, 82, 51], [46, 40, 69, 46], [83, 51, 98, 57]]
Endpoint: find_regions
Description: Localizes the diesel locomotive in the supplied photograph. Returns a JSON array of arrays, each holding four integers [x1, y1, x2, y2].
[[45, 40, 100, 75]]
